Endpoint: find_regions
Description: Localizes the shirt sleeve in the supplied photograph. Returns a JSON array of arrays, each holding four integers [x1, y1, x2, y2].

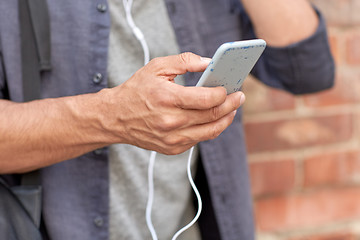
[[241, 7, 335, 95]]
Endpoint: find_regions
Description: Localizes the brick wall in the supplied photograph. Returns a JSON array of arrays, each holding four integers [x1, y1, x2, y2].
[[243, 1, 360, 239]]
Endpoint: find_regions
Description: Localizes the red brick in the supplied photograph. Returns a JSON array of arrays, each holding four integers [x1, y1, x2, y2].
[[242, 77, 295, 114], [311, 0, 353, 26], [255, 187, 360, 232], [250, 159, 296, 197], [304, 151, 360, 188], [346, 33, 360, 65], [289, 232, 356, 240], [303, 69, 360, 107], [328, 33, 340, 65], [245, 114, 353, 153], [349, 0, 360, 25]]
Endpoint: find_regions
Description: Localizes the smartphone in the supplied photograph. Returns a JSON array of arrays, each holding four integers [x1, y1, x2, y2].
[[196, 39, 266, 94]]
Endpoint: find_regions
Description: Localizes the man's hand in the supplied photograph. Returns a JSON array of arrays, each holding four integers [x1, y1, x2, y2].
[[100, 52, 245, 155], [0, 53, 245, 173]]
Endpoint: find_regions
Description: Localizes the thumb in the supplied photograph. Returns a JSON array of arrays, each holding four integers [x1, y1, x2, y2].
[[151, 52, 211, 76]]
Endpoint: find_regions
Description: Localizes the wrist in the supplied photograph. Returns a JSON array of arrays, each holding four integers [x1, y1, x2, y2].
[[84, 88, 127, 145], [60, 89, 120, 146]]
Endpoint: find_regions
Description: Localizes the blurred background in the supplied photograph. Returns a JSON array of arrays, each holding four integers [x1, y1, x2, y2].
[[243, 0, 360, 239]]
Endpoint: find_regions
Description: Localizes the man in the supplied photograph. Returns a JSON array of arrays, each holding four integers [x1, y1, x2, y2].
[[0, 0, 334, 239]]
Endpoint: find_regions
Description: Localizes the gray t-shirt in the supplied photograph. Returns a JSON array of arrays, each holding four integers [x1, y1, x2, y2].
[[107, 0, 201, 239]]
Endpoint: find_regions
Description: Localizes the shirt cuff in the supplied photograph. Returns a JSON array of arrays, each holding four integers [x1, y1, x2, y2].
[[256, 7, 335, 94]]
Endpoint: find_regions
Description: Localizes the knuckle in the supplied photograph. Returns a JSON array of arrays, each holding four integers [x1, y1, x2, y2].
[[172, 92, 185, 107], [178, 52, 194, 64], [210, 124, 222, 140], [156, 115, 181, 132], [149, 57, 162, 66], [220, 87, 227, 96], [146, 59, 157, 69], [210, 106, 221, 121], [198, 92, 212, 109], [163, 135, 181, 146], [155, 88, 179, 106], [147, 57, 165, 71], [156, 94, 169, 106], [157, 116, 177, 131], [154, 91, 175, 107], [169, 146, 187, 155], [217, 88, 228, 104], [162, 145, 184, 155], [163, 134, 193, 150], [231, 94, 240, 109], [199, 88, 226, 109]]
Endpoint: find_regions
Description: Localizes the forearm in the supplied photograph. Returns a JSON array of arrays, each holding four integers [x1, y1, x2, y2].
[[0, 53, 244, 174], [241, 0, 319, 46], [0, 90, 115, 174]]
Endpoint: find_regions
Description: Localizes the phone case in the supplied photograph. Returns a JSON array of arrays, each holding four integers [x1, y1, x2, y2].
[[196, 39, 266, 94]]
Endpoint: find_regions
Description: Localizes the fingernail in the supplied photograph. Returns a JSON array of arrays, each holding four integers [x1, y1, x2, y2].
[[240, 93, 246, 105], [233, 110, 237, 116]]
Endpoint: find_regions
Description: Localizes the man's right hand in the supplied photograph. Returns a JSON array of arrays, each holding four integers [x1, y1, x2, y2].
[[0, 52, 245, 173], [99, 52, 245, 155]]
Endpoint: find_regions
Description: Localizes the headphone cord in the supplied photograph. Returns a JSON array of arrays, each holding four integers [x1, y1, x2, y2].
[[122, 1, 202, 239]]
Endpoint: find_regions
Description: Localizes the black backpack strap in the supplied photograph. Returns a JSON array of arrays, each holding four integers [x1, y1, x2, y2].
[[18, 0, 51, 185], [19, 0, 51, 102], [27, 0, 52, 72]]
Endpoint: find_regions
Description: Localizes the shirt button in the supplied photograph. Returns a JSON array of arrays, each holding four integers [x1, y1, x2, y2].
[[94, 148, 103, 156], [97, 4, 107, 13], [93, 73, 103, 84], [94, 216, 104, 227]]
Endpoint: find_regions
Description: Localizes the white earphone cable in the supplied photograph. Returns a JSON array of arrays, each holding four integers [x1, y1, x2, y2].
[[122, 1, 202, 239], [146, 151, 158, 240], [171, 146, 202, 240], [146, 147, 202, 240], [122, 0, 150, 65], [122, 1, 157, 237]]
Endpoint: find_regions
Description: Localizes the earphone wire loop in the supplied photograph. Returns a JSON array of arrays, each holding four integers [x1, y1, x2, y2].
[[122, 1, 202, 239], [122, 0, 156, 238], [171, 146, 202, 240]]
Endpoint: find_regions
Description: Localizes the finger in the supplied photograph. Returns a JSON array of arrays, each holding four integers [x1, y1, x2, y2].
[[171, 85, 228, 110], [177, 91, 245, 127], [150, 52, 211, 76], [176, 110, 237, 144], [136, 110, 237, 155]]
